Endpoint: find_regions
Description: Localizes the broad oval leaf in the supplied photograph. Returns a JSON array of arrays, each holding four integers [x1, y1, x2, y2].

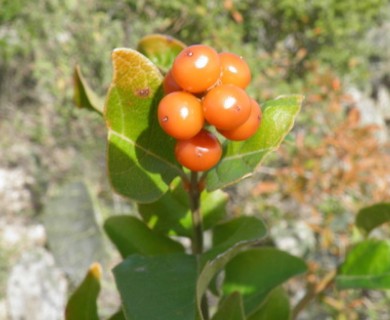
[[65, 263, 102, 320], [104, 215, 184, 258], [137, 34, 186, 72], [202, 216, 267, 264], [113, 253, 198, 320], [222, 248, 307, 316], [206, 95, 303, 191], [336, 239, 390, 290], [247, 287, 290, 320], [73, 65, 104, 114], [196, 238, 269, 318], [356, 202, 390, 234], [138, 178, 228, 237], [201, 216, 267, 297], [105, 48, 182, 203], [211, 292, 245, 320]]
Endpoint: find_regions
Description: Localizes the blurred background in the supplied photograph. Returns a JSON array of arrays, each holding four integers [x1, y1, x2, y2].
[[0, 0, 389, 319]]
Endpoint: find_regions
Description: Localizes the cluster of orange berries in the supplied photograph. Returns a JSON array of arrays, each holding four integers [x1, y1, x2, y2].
[[158, 44, 262, 172]]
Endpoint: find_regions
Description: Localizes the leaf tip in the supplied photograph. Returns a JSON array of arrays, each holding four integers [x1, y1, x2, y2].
[[89, 262, 102, 280]]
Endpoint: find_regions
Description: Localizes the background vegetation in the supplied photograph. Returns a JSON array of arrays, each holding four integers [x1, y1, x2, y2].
[[1, 0, 389, 319]]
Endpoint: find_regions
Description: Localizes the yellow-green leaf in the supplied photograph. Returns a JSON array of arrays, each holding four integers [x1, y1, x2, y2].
[[137, 34, 186, 72], [337, 239, 390, 290], [105, 48, 182, 203]]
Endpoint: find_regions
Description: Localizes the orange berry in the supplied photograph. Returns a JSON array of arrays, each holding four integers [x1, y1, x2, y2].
[[202, 84, 251, 130], [175, 129, 222, 172], [219, 52, 251, 89], [219, 99, 262, 141], [163, 70, 181, 94], [172, 44, 221, 93], [158, 92, 204, 140]]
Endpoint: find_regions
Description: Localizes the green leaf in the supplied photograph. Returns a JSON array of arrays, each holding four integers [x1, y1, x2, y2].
[[137, 34, 186, 72], [113, 253, 198, 320], [65, 263, 102, 320], [206, 95, 303, 191], [104, 215, 184, 258], [107, 310, 126, 320], [196, 239, 266, 318], [105, 48, 182, 203], [138, 178, 228, 237], [73, 65, 104, 114], [222, 248, 307, 316], [356, 202, 390, 234], [204, 217, 267, 295], [247, 287, 290, 320], [43, 181, 107, 285], [336, 239, 390, 290], [211, 292, 245, 320], [203, 216, 267, 264]]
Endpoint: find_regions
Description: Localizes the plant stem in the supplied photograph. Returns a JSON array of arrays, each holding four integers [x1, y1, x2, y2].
[[188, 171, 209, 320], [189, 171, 204, 255], [291, 270, 336, 320]]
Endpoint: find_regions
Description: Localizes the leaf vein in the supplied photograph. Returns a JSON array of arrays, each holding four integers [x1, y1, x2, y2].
[[109, 130, 182, 176]]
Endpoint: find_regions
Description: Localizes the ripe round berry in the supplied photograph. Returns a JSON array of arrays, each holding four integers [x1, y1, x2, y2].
[[175, 129, 222, 172], [219, 52, 251, 89], [158, 92, 204, 140], [163, 70, 181, 94], [202, 84, 251, 131], [219, 99, 262, 141], [172, 44, 221, 93]]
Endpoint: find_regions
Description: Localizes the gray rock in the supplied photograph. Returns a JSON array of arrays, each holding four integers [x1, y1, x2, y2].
[[270, 220, 316, 257], [7, 247, 67, 320]]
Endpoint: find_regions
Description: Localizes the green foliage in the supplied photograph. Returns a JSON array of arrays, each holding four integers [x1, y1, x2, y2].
[[222, 248, 307, 316], [107, 310, 126, 320], [206, 95, 303, 191], [65, 263, 101, 320], [105, 48, 179, 203], [73, 65, 104, 114], [138, 179, 228, 237], [337, 239, 390, 290], [211, 292, 246, 320], [356, 202, 390, 235], [247, 287, 290, 320], [113, 253, 198, 320], [240, 0, 386, 69], [137, 34, 186, 73], [104, 215, 184, 258], [204, 216, 267, 264]]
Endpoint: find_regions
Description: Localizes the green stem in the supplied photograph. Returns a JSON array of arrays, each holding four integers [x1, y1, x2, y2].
[[187, 171, 209, 320], [189, 171, 203, 255]]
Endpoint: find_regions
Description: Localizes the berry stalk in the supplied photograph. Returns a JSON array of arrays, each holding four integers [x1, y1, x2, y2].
[[188, 171, 203, 256], [187, 171, 209, 319]]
